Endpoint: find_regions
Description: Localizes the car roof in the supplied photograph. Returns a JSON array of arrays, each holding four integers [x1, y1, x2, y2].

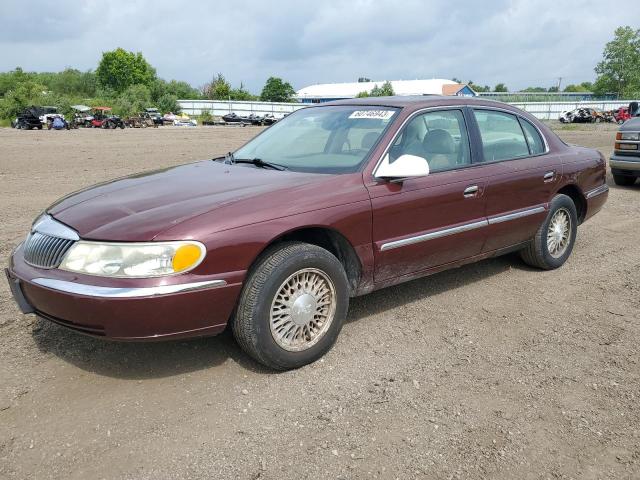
[[322, 95, 525, 114]]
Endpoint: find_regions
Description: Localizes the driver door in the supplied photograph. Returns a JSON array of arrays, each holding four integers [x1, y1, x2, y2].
[[365, 108, 490, 283]]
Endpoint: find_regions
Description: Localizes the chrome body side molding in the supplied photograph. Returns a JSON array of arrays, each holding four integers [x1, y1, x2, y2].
[[31, 278, 227, 298], [585, 184, 609, 199], [380, 205, 547, 252], [380, 220, 488, 251], [487, 206, 546, 225]]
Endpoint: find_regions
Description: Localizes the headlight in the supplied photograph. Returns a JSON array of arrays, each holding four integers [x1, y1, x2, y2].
[[59, 241, 206, 278]]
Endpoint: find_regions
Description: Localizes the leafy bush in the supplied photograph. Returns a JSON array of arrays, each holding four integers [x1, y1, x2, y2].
[[199, 109, 213, 123]]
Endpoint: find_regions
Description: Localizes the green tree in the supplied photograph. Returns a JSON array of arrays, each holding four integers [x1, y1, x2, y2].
[[376, 81, 394, 96], [467, 81, 490, 93], [202, 73, 231, 100], [156, 93, 180, 114], [0, 80, 48, 118], [151, 79, 200, 102], [564, 83, 591, 92], [96, 48, 156, 92], [493, 83, 508, 92], [229, 86, 258, 101], [260, 77, 296, 102], [522, 86, 547, 92], [594, 26, 640, 97], [113, 84, 152, 116]]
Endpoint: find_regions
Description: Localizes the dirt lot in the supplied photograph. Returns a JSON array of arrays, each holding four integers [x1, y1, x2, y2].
[[1, 123, 639, 480]]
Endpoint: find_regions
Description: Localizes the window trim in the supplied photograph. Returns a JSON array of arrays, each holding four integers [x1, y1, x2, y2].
[[371, 106, 473, 179], [470, 107, 550, 165]]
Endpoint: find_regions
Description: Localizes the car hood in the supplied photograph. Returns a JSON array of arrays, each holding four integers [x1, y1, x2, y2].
[[48, 160, 364, 241]]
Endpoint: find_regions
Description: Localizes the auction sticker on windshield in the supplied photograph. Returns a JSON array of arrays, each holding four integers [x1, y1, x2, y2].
[[348, 110, 395, 120]]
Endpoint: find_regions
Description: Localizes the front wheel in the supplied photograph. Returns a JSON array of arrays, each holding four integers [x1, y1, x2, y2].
[[613, 174, 636, 186], [520, 194, 577, 270], [232, 242, 349, 370]]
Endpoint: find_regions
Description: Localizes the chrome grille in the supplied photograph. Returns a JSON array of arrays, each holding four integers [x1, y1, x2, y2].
[[23, 232, 75, 269]]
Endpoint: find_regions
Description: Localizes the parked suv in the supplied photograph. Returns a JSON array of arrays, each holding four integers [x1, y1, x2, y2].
[[610, 116, 640, 186]]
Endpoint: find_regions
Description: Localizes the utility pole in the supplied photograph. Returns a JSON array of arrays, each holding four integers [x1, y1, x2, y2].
[[557, 77, 563, 92]]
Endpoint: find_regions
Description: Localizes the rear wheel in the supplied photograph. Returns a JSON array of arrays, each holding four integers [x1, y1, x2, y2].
[[520, 194, 577, 270], [232, 242, 349, 370], [613, 174, 636, 186]]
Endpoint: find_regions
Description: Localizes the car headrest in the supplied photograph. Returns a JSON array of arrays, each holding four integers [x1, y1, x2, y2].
[[361, 132, 379, 150], [423, 129, 455, 154]]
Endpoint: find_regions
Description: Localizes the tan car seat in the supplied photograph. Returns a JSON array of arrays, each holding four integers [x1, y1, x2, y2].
[[422, 129, 456, 171]]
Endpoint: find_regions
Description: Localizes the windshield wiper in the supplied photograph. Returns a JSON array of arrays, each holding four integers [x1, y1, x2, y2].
[[231, 157, 288, 171]]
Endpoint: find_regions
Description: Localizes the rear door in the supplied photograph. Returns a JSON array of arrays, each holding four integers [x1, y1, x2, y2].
[[366, 108, 489, 283], [470, 109, 560, 252]]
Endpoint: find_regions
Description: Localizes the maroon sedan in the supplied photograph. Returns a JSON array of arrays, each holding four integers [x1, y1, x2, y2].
[[6, 97, 608, 369]]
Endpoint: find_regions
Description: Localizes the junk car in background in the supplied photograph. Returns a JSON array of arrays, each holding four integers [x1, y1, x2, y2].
[[610, 115, 640, 186], [559, 107, 612, 124], [89, 107, 126, 129], [13, 106, 58, 130]]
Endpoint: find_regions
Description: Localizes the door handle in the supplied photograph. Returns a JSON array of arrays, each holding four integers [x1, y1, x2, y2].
[[543, 171, 555, 182], [463, 185, 479, 197]]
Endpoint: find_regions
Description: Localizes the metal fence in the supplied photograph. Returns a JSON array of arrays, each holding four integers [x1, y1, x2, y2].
[[178, 99, 635, 121], [509, 100, 631, 120], [178, 99, 306, 118]]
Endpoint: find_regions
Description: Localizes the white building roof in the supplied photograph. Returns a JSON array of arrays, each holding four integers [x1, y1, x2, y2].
[[295, 79, 459, 99]]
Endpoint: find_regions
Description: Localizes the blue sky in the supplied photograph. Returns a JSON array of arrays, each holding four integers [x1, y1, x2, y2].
[[1, 0, 638, 93]]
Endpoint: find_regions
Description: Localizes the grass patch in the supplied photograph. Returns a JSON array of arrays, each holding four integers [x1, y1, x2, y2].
[[0, 118, 13, 128]]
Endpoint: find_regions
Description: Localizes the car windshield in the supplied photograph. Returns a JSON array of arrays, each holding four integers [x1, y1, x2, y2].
[[232, 105, 399, 173]]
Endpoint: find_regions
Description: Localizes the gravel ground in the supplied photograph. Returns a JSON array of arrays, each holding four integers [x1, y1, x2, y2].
[[0, 123, 638, 480]]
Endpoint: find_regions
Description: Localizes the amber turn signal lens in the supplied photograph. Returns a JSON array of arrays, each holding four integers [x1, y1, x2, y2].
[[616, 132, 622, 140], [172, 244, 204, 272]]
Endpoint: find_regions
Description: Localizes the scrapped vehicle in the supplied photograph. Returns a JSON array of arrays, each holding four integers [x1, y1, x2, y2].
[[559, 107, 609, 124], [143, 108, 164, 126], [70, 105, 92, 128], [162, 112, 177, 125], [90, 107, 126, 129], [6, 97, 609, 370], [222, 113, 266, 125], [263, 114, 279, 126], [46, 115, 70, 130], [173, 114, 197, 127], [610, 117, 640, 186], [14, 106, 57, 130], [222, 112, 250, 124], [614, 107, 631, 124], [125, 113, 157, 128]]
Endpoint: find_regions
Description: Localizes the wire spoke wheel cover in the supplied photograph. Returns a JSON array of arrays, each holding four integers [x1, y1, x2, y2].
[[269, 268, 337, 352], [546, 207, 571, 258]]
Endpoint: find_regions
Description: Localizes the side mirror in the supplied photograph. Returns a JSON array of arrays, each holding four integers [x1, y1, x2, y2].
[[375, 153, 430, 180]]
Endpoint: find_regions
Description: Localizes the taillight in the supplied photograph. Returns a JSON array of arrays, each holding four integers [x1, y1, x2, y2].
[[615, 143, 638, 151]]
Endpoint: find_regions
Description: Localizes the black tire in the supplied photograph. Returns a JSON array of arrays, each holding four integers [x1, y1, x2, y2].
[[232, 242, 349, 370], [613, 174, 636, 186], [520, 194, 577, 270]]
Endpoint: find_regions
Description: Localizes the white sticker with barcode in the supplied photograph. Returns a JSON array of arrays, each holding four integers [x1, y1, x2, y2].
[[348, 110, 394, 120]]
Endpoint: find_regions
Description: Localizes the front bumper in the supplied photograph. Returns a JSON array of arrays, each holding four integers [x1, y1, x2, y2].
[[6, 244, 243, 341]]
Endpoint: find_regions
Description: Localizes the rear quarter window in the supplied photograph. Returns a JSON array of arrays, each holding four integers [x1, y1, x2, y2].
[[519, 118, 546, 155]]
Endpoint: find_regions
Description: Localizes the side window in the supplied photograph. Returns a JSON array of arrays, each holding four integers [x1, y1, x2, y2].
[[519, 118, 545, 155], [473, 110, 529, 162], [391, 110, 470, 172]]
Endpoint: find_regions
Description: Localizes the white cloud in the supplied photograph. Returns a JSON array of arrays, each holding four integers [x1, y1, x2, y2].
[[0, 0, 637, 92]]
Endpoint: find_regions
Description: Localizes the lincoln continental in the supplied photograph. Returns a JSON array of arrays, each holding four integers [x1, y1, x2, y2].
[[6, 96, 608, 369]]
